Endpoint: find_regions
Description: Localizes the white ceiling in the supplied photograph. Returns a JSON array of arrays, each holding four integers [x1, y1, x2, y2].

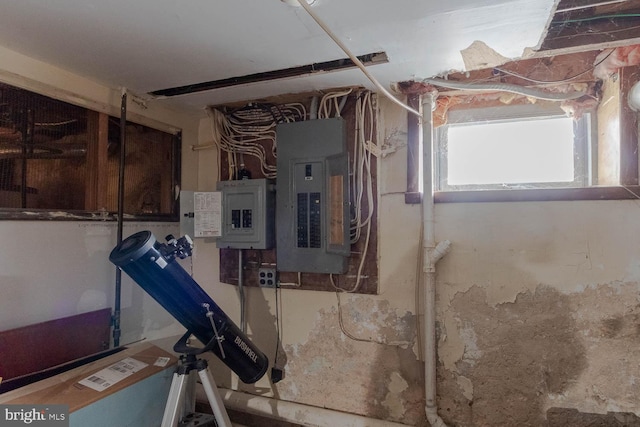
[[0, 0, 557, 111]]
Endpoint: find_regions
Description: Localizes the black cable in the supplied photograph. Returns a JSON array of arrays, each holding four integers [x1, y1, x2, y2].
[[272, 104, 288, 123], [273, 281, 281, 366]]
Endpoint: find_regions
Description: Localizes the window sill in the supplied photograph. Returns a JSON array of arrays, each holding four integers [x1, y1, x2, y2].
[[0, 208, 179, 221], [434, 186, 640, 203]]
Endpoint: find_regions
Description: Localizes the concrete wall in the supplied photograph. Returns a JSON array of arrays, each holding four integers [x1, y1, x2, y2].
[[0, 46, 201, 345], [436, 200, 640, 426]]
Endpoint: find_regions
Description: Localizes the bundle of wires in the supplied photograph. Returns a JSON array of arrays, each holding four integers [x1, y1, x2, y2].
[[207, 102, 306, 180], [321, 89, 376, 293], [206, 89, 377, 293]]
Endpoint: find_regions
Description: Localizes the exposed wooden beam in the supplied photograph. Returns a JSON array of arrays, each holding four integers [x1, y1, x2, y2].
[[620, 66, 640, 185], [543, 15, 640, 50], [84, 111, 108, 211]]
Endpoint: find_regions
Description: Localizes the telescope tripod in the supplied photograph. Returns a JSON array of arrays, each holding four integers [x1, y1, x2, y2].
[[161, 331, 232, 427]]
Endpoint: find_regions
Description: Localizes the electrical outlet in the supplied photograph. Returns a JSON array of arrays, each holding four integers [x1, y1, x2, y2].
[[258, 268, 277, 288]]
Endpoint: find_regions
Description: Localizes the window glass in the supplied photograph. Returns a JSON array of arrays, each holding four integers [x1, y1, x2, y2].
[[436, 104, 593, 191], [0, 84, 88, 210], [0, 82, 179, 219], [447, 116, 575, 186]]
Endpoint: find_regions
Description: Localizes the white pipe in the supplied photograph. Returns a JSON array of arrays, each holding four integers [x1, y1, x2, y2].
[[422, 78, 586, 101], [556, 0, 626, 13], [294, 0, 421, 117], [422, 93, 450, 427], [218, 388, 411, 427], [433, 240, 451, 264]]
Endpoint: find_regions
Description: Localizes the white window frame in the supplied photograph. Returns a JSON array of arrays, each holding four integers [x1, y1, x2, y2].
[[435, 104, 596, 192]]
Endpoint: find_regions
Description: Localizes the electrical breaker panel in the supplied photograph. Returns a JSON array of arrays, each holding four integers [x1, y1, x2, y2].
[[216, 179, 275, 249], [276, 118, 350, 274]]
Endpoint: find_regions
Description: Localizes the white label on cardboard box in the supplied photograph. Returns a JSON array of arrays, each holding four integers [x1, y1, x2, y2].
[[78, 357, 149, 392], [154, 357, 171, 367]]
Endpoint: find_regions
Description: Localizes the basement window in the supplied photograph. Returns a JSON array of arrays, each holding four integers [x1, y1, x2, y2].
[[436, 104, 595, 193], [0, 82, 180, 220]]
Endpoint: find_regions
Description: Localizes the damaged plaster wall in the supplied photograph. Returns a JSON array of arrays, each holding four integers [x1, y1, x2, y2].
[[375, 95, 640, 425], [435, 200, 640, 426], [191, 97, 428, 425], [193, 93, 640, 425]]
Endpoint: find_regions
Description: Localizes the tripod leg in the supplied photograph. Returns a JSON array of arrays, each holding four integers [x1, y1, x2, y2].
[[161, 372, 189, 427], [197, 368, 232, 427], [184, 370, 197, 414]]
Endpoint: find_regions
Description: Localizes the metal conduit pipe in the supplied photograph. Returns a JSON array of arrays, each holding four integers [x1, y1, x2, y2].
[[421, 93, 451, 427], [217, 388, 411, 427], [422, 78, 587, 101], [0, 142, 88, 159], [113, 88, 127, 348]]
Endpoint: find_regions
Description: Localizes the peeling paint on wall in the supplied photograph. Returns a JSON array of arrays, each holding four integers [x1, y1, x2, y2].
[[276, 297, 425, 425], [438, 281, 640, 425], [383, 372, 409, 419], [547, 282, 640, 417], [547, 408, 640, 426], [460, 40, 510, 71], [438, 285, 586, 426]]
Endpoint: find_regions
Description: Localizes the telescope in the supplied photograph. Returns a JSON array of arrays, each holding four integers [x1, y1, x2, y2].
[[109, 230, 269, 384]]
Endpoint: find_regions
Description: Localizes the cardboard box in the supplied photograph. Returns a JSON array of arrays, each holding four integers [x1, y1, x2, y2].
[[0, 343, 178, 426]]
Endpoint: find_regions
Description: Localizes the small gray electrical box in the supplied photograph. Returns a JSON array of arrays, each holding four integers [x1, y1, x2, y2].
[[276, 118, 350, 274], [179, 190, 195, 237], [216, 179, 275, 249]]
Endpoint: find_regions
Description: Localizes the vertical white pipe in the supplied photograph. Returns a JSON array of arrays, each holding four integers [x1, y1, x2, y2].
[[422, 94, 449, 427]]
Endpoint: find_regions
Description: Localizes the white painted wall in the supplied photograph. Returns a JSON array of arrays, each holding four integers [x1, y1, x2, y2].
[[0, 221, 183, 344]]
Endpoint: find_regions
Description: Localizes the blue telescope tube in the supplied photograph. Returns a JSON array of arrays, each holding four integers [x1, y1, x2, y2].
[[109, 231, 268, 384]]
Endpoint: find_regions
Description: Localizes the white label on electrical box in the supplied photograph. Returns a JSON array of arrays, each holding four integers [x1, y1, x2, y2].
[[194, 191, 222, 238], [78, 357, 148, 392]]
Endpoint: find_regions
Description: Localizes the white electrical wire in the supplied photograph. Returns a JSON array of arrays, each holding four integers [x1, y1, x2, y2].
[[197, 89, 376, 293], [194, 103, 305, 179], [208, 108, 277, 178], [422, 78, 587, 101], [351, 92, 375, 241], [295, 0, 586, 114], [318, 88, 352, 119], [330, 90, 375, 293], [294, 0, 421, 117]]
